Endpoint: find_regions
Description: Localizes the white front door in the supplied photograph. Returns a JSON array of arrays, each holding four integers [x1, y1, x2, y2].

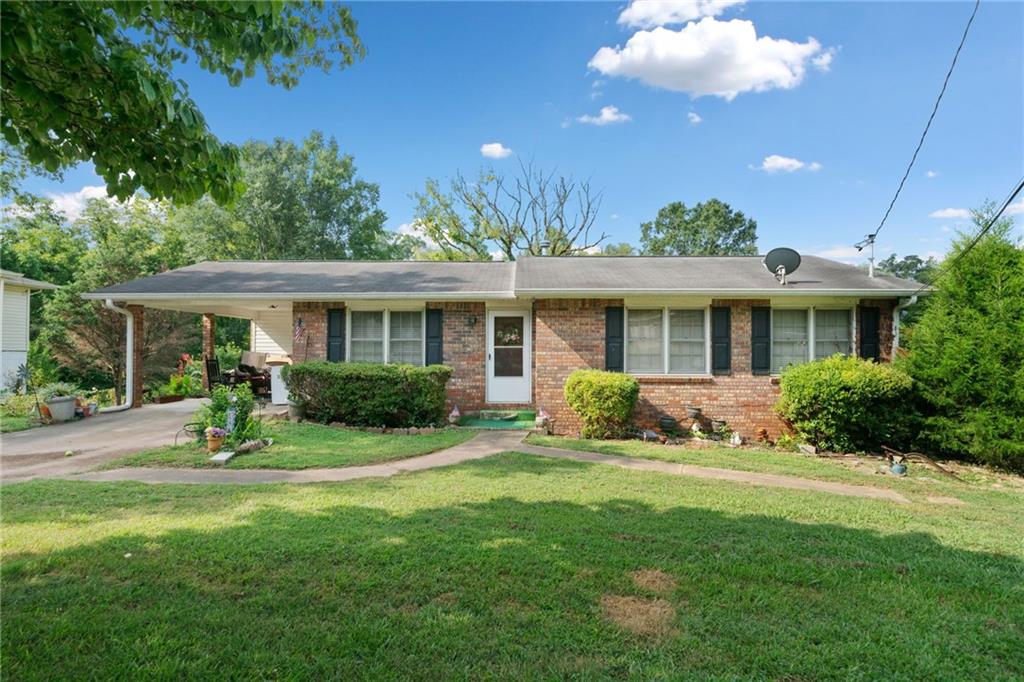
[[486, 310, 531, 403]]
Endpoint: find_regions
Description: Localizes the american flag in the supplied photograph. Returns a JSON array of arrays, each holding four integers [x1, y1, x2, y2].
[[293, 317, 305, 342]]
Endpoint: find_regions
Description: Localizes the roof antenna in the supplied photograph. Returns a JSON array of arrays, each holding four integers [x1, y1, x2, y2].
[[763, 247, 802, 285], [855, 234, 876, 277]]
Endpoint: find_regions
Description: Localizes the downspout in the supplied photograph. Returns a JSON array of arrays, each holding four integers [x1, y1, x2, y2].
[[891, 295, 919, 355], [102, 299, 133, 412]]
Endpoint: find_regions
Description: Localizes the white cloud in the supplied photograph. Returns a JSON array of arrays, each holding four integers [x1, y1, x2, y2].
[[618, 0, 746, 29], [687, 111, 703, 125], [46, 185, 109, 221], [940, 225, 952, 233], [1006, 199, 1024, 215], [591, 79, 605, 88], [480, 142, 513, 159], [929, 207, 971, 219], [396, 220, 438, 249], [610, 213, 621, 220], [811, 47, 837, 72], [750, 154, 822, 173], [576, 105, 632, 126], [925, 170, 939, 178], [590, 17, 831, 100]]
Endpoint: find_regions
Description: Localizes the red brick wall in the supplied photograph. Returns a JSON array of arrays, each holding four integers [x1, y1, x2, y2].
[[533, 298, 786, 438], [429, 301, 487, 412], [284, 297, 900, 439], [292, 302, 335, 362], [533, 298, 621, 432]]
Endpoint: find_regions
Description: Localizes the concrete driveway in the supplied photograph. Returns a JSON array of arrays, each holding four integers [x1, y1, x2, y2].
[[1, 399, 205, 483]]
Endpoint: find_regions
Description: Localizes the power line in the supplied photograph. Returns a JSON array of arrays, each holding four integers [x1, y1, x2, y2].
[[909, 176, 1024, 297], [866, 0, 980, 243]]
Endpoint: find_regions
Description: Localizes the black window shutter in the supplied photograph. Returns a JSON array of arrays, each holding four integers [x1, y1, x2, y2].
[[605, 306, 624, 372], [859, 306, 880, 360], [425, 308, 444, 365], [327, 309, 345, 362], [711, 306, 731, 375], [751, 307, 771, 375]]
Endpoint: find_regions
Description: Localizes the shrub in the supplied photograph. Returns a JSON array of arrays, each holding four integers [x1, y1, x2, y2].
[[564, 369, 639, 439], [897, 211, 1024, 473], [775, 355, 915, 453], [284, 361, 453, 428], [38, 382, 81, 401], [195, 383, 261, 444]]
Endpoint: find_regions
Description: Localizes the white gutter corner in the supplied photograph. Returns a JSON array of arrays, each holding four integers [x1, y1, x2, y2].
[[102, 299, 133, 412], [892, 295, 919, 354]]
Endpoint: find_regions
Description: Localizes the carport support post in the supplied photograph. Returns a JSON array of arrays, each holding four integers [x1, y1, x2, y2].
[[127, 305, 144, 408], [202, 313, 216, 389]]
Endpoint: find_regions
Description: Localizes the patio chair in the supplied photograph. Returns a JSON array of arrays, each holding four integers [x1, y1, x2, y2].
[[204, 355, 234, 388]]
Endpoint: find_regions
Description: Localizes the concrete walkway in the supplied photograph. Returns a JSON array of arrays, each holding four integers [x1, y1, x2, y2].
[[66, 431, 908, 502], [1, 399, 205, 483]]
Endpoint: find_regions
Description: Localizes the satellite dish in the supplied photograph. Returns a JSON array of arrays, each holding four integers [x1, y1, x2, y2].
[[763, 247, 801, 285]]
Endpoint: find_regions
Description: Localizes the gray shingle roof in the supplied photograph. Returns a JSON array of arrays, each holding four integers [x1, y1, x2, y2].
[[514, 256, 922, 294], [84, 255, 923, 300], [86, 260, 517, 299]]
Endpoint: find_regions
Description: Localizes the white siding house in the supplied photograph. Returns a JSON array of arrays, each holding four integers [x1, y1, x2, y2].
[[0, 270, 59, 389], [249, 309, 293, 357]]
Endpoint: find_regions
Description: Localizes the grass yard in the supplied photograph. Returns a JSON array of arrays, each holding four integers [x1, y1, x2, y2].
[[2, 453, 1022, 679], [103, 421, 477, 470], [0, 414, 38, 433], [525, 433, 1006, 492]]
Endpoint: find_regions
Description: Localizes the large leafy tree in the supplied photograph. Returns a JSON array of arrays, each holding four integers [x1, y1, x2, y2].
[[640, 199, 758, 256], [1, 1, 363, 203], [412, 163, 606, 261], [898, 203, 1024, 472], [41, 199, 198, 400], [164, 132, 401, 260]]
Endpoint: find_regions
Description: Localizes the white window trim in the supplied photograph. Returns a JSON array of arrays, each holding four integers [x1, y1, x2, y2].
[[769, 306, 856, 375], [624, 306, 711, 376], [345, 307, 426, 366]]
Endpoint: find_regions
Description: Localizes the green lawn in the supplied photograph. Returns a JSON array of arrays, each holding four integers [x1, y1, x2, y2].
[[1, 415, 39, 433], [2, 453, 1022, 679], [103, 421, 477, 470], [525, 433, 992, 492]]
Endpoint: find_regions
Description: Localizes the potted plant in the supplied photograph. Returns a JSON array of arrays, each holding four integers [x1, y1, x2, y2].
[[205, 426, 227, 453], [686, 406, 702, 419], [40, 382, 79, 423]]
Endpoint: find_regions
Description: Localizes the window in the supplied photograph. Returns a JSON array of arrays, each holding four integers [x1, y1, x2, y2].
[[771, 309, 808, 373], [814, 309, 852, 359], [669, 309, 705, 373], [389, 311, 424, 365], [627, 309, 663, 373], [350, 311, 385, 363], [626, 307, 708, 375]]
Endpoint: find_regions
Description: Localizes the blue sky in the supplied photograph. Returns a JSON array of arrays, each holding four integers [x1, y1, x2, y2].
[[26, 1, 1024, 263]]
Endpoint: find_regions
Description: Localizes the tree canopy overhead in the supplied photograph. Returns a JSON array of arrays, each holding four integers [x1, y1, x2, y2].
[[640, 199, 758, 256], [1, 1, 364, 204]]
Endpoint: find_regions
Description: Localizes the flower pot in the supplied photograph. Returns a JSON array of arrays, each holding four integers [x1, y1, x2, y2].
[[658, 415, 678, 432], [207, 436, 224, 453], [46, 396, 77, 423], [288, 402, 306, 419], [153, 394, 185, 404], [686, 406, 702, 419], [710, 419, 727, 431]]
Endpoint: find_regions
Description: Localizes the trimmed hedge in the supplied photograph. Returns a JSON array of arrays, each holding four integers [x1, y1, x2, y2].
[[775, 355, 915, 453], [564, 369, 639, 439], [284, 361, 453, 428]]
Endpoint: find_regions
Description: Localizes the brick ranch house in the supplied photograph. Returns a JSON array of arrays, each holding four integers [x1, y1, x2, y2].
[[84, 255, 921, 438]]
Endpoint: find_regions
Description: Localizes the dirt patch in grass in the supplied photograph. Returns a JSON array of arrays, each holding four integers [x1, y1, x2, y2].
[[926, 495, 965, 505], [629, 569, 677, 595], [601, 594, 677, 638]]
